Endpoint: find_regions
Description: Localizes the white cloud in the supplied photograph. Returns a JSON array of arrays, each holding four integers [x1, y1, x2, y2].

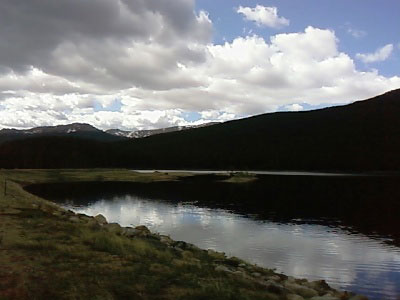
[[356, 44, 394, 63], [286, 104, 304, 112], [0, 1, 399, 131], [347, 28, 367, 39], [237, 5, 289, 28]]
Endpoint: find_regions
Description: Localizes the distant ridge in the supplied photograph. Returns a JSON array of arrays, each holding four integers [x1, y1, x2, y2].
[[0, 122, 220, 144], [0, 123, 124, 143], [0, 123, 98, 135], [0, 89, 399, 171], [106, 122, 220, 139]]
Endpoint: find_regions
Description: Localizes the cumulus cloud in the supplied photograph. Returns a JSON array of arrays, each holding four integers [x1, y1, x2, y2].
[[356, 44, 394, 63], [237, 5, 289, 28], [0, 0, 212, 89], [0, 1, 399, 130]]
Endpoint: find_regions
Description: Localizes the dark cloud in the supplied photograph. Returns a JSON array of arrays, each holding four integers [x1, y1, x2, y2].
[[0, 0, 211, 80]]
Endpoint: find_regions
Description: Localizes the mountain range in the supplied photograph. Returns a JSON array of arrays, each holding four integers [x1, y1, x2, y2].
[[0, 89, 399, 171], [0, 122, 219, 144]]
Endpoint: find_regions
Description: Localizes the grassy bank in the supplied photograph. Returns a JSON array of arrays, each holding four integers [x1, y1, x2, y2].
[[0, 169, 366, 300]]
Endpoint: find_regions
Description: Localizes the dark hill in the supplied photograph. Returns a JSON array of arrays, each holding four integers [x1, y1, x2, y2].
[[0, 89, 399, 171], [115, 88, 400, 171]]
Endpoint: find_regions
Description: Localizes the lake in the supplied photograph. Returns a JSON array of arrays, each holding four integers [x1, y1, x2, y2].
[[26, 173, 400, 300]]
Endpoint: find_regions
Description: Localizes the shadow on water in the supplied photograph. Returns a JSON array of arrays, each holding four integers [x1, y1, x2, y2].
[[26, 174, 400, 246]]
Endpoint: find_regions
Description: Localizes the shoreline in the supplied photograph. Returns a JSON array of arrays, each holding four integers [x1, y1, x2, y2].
[[0, 169, 368, 299]]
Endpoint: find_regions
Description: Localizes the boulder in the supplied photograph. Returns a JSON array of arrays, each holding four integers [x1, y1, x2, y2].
[[94, 214, 107, 225], [77, 214, 92, 223], [174, 241, 189, 250], [306, 280, 332, 293], [122, 227, 140, 237], [104, 223, 122, 234], [309, 296, 340, 300], [215, 265, 233, 273], [134, 225, 151, 236], [267, 275, 282, 282], [265, 281, 287, 295], [159, 235, 174, 245]]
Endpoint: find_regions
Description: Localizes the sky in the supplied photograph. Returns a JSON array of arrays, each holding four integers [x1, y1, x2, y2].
[[0, 0, 399, 130]]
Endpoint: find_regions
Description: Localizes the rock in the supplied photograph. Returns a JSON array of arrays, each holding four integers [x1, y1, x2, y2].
[[306, 280, 332, 292], [174, 241, 189, 250], [173, 246, 184, 252], [215, 265, 233, 273], [76, 214, 91, 222], [135, 225, 150, 234], [245, 265, 254, 271], [252, 272, 262, 278], [286, 294, 305, 300], [104, 223, 122, 234], [233, 270, 245, 277], [267, 275, 282, 282], [185, 243, 200, 251], [131, 225, 151, 237], [284, 282, 318, 298], [207, 249, 225, 259], [310, 296, 340, 300], [94, 214, 107, 225], [121, 227, 140, 237], [238, 263, 246, 268], [159, 235, 174, 245], [264, 280, 287, 295]]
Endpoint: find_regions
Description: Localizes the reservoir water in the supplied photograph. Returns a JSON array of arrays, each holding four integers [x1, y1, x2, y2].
[[26, 174, 400, 299]]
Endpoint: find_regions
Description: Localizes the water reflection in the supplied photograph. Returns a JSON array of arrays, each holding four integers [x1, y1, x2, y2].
[[63, 195, 400, 300]]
